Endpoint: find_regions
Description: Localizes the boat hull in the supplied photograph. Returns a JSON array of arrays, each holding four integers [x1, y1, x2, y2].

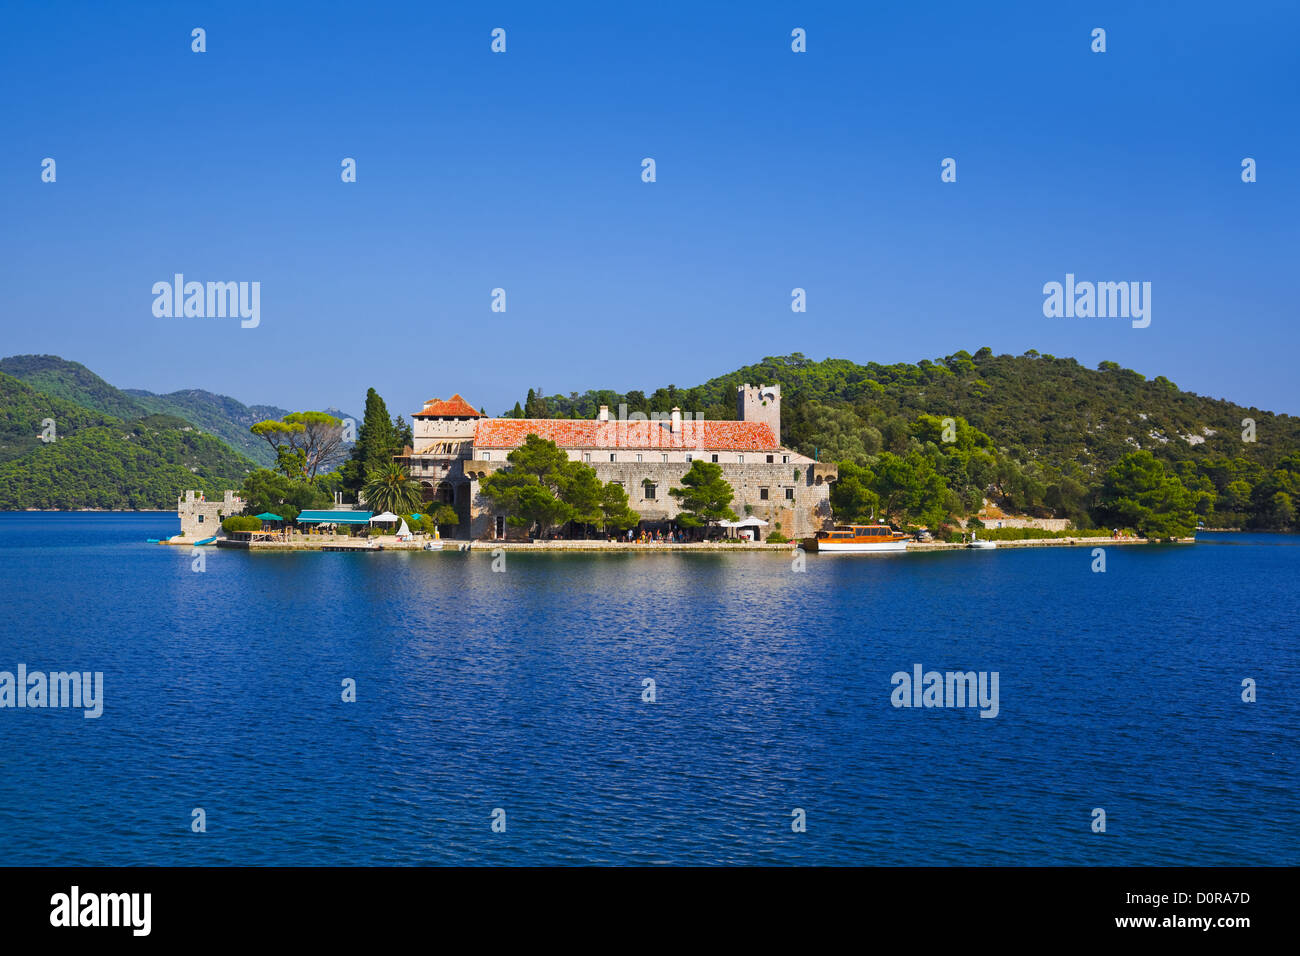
[[808, 540, 908, 553]]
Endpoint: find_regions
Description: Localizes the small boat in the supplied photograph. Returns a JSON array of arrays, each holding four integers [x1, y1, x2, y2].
[[803, 524, 908, 553], [194, 536, 218, 546], [423, 541, 443, 551], [967, 534, 996, 550]]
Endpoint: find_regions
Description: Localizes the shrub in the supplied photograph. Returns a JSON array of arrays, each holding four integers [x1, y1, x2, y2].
[[767, 532, 790, 543], [221, 515, 263, 533]]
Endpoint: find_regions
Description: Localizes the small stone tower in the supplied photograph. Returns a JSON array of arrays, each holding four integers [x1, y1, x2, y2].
[[737, 383, 781, 444]]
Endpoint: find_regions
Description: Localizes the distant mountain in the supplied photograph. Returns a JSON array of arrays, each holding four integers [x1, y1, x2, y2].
[[0, 355, 360, 509], [123, 388, 290, 467], [2, 355, 356, 469], [0, 373, 257, 509], [0, 355, 147, 420]]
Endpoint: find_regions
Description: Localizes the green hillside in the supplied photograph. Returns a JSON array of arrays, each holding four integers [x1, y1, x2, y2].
[[0, 370, 258, 510], [0, 410, 257, 510], [516, 350, 1300, 531], [0, 355, 147, 420], [3, 355, 356, 471], [0, 373, 120, 464], [124, 388, 289, 467]]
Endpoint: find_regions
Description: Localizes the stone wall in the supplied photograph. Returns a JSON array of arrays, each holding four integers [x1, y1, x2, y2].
[[466, 459, 835, 540], [737, 383, 782, 444], [958, 515, 1071, 532], [177, 489, 244, 539]]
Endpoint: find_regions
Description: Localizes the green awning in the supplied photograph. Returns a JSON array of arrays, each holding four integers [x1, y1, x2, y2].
[[296, 510, 374, 525], [255, 512, 283, 521]]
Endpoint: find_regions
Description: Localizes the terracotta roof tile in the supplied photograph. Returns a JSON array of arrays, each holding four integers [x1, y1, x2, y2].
[[414, 394, 483, 418], [473, 418, 780, 451]]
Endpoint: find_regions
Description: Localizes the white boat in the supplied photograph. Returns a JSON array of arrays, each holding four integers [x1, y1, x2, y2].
[[804, 524, 908, 553], [967, 534, 996, 550]]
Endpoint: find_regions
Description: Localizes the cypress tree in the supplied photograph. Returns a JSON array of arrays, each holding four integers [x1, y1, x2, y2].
[[342, 388, 400, 492]]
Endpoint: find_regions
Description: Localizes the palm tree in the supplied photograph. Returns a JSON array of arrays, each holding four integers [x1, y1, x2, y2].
[[361, 462, 424, 515]]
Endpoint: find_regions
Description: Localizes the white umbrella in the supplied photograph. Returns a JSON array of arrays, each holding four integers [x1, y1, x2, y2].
[[370, 511, 400, 523], [734, 516, 769, 527]]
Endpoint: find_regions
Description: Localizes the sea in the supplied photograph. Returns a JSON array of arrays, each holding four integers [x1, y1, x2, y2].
[[0, 512, 1295, 865]]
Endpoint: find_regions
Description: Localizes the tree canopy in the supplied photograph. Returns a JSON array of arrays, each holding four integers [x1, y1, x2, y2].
[[478, 434, 640, 537], [668, 460, 738, 529]]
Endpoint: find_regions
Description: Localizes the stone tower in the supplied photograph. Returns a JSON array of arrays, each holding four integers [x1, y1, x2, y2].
[[737, 383, 781, 445]]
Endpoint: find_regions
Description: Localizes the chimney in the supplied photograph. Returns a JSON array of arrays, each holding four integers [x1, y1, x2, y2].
[[597, 405, 609, 422], [670, 407, 682, 433]]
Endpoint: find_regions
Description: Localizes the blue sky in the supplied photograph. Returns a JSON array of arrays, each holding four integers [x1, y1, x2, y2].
[[1, 1, 1297, 419]]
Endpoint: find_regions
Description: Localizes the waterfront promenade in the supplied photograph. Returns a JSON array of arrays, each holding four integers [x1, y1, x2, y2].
[[208, 535, 1191, 553]]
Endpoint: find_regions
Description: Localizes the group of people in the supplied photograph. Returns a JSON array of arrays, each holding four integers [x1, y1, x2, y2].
[[619, 527, 687, 544]]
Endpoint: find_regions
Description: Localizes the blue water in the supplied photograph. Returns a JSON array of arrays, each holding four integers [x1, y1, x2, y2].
[[0, 513, 1295, 866]]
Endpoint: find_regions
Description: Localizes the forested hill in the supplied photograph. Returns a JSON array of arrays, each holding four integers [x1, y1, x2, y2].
[[123, 388, 289, 467], [0, 355, 360, 468], [0, 372, 257, 509], [518, 350, 1296, 471], [514, 349, 1300, 530], [0, 355, 291, 467], [0, 356, 363, 510], [0, 354, 147, 420]]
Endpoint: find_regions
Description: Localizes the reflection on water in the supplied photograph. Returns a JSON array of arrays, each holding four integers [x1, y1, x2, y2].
[[0, 516, 1296, 865]]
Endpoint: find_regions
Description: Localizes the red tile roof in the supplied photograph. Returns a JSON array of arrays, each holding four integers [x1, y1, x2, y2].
[[414, 394, 483, 418], [473, 418, 780, 451]]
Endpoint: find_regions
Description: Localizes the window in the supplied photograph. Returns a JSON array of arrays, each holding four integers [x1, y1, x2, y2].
[[737, 454, 744, 464], [583, 452, 591, 463], [609, 453, 616, 462], [483, 452, 491, 461], [644, 483, 657, 499], [766, 455, 774, 464], [685, 454, 693, 462], [636, 453, 643, 463], [711, 454, 719, 463], [782, 455, 790, 464], [661, 454, 668, 463], [785, 487, 794, 500], [760, 488, 769, 500], [197, 514, 204, 524]]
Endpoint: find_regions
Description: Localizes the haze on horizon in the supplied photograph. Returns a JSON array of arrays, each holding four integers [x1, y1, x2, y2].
[[2, 1, 1296, 418]]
